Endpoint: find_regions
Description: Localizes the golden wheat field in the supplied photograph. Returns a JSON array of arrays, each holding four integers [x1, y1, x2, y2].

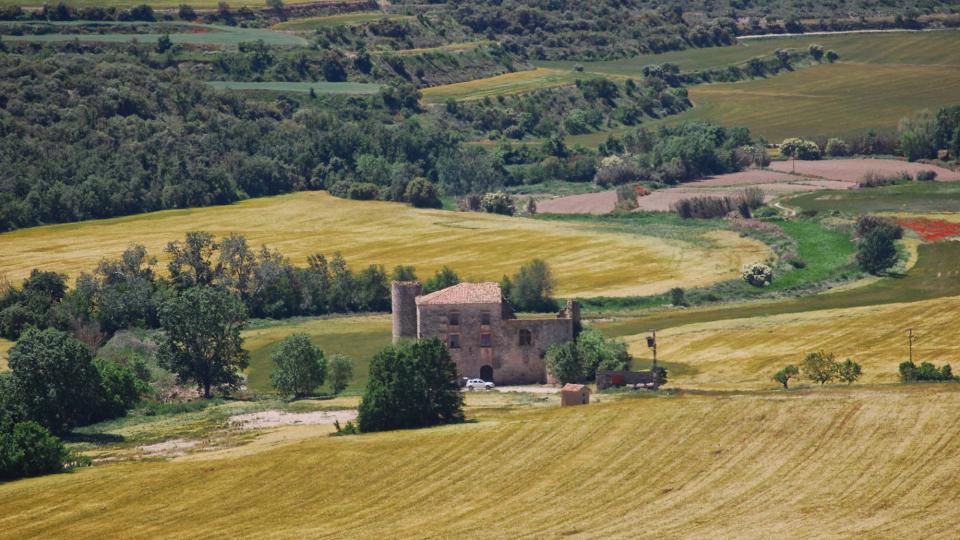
[[421, 68, 582, 102], [0, 192, 768, 298], [625, 294, 960, 390], [3, 385, 960, 538]]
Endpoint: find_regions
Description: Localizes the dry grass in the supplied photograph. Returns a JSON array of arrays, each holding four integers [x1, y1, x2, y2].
[[0, 191, 768, 298], [0, 338, 10, 371], [4, 385, 960, 538], [625, 294, 960, 390], [421, 68, 582, 102]]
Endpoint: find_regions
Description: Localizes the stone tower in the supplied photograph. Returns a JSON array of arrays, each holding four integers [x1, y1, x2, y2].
[[391, 281, 422, 343]]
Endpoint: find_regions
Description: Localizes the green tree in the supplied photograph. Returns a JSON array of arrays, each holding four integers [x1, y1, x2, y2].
[[156, 33, 173, 53], [773, 364, 799, 389], [576, 327, 632, 380], [825, 50, 839, 63], [165, 231, 218, 290], [270, 333, 326, 398], [802, 351, 838, 385], [505, 259, 557, 312], [423, 266, 460, 294], [436, 146, 502, 196], [0, 421, 69, 481], [157, 287, 249, 398], [357, 339, 463, 432], [92, 357, 146, 421], [545, 342, 582, 385], [856, 229, 898, 274], [7, 328, 102, 434], [328, 354, 354, 395], [808, 43, 824, 61], [391, 265, 418, 282], [480, 191, 515, 216], [837, 358, 862, 384], [898, 109, 938, 161]]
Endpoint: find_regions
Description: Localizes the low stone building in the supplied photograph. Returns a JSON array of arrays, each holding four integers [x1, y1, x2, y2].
[[560, 383, 590, 406], [391, 281, 580, 385]]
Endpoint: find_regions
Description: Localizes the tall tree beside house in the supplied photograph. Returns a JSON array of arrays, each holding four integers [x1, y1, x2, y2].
[[358, 338, 463, 432], [502, 259, 558, 312], [157, 287, 249, 399]]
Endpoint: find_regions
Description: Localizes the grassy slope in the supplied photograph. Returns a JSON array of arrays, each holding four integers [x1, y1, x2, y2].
[[788, 182, 960, 214], [272, 12, 411, 31], [243, 315, 391, 395], [599, 239, 960, 337], [0, 191, 768, 298], [4, 385, 960, 538], [206, 81, 380, 94], [0, 338, 9, 371], [625, 293, 960, 390]]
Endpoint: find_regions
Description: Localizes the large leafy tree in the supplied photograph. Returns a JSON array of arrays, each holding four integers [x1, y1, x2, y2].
[[358, 338, 463, 432], [157, 287, 249, 398], [7, 328, 102, 434], [271, 333, 326, 398], [503, 259, 557, 312]]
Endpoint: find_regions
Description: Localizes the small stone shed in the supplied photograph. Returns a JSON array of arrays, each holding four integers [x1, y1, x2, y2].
[[561, 383, 590, 407]]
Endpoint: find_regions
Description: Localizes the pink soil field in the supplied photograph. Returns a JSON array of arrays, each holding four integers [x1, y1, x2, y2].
[[537, 169, 857, 214], [769, 159, 960, 182]]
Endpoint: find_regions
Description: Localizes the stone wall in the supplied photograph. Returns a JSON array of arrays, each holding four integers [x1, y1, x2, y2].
[[391, 281, 421, 343]]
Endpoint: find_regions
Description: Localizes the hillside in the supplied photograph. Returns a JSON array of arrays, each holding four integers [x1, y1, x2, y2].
[[3, 385, 960, 538]]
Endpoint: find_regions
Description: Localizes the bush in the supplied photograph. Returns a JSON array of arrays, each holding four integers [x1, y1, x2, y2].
[[594, 155, 644, 187], [837, 358, 862, 384], [670, 287, 687, 307], [614, 183, 638, 211], [92, 357, 146, 422], [916, 170, 938, 182], [824, 138, 848, 157], [328, 354, 354, 395], [773, 364, 799, 389], [741, 263, 774, 287], [673, 195, 733, 219], [856, 216, 903, 240], [357, 339, 463, 432], [899, 360, 955, 382], [856, 229, 899, 274], [858, 170, 911, 188], [404, 178, 442, 208], [480, 191, 515, 216], [898, 109, 937, 161], [457, 194, 482, 212], [780, 138, 821, 160], [546, 328, 632, 384], [346, 182, 380, 201], [545, 342, 582, 385], [271, 333, 326, 399], [0, 421, 68, 481]]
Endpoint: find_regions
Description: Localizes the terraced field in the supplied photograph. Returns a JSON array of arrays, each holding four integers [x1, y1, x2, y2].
[[4, 385, 960, 538], [0, 191, 769, 298], [0, 21, 307, 47], [421, 68, 582, 102], [206, 81, 380, 94]]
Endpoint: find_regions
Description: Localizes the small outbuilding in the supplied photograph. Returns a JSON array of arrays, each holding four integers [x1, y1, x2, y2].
[[560, 383, 590, 407]]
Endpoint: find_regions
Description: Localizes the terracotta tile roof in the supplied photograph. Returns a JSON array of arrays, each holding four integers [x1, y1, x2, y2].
[[562, 383, 588, 392], [416, 282, 503, 305]]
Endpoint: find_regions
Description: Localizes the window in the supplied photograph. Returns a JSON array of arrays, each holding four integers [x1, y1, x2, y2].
[[480, 333, 492, 348], [519, 329, 532, 346], [448, 334, 461, 349], [448, 312, 460, 326], [481, 312, 491, 326]]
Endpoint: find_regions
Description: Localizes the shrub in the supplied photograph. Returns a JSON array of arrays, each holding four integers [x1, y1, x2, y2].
[[837, 358, 862, 384], [898, 109, 937, 161], [545, 342, 582, 384], [741, 263, 773, 287], [824, 138, 848, 157], [357, 338, 463, 432], [328, 354, 354, 395], [346, 182, 380, 201], [271, 333, 326, 399], [457, 194, 482, 212], [858, 170, 911, 188], [615, 183, 638, 211], [480, 191, 515, 215], [856, 229, 899, 274], [856, 216, 903, 240], [576, 328, 632, 380], [773, 364, 799, 389], [0, 421, 68, 481], [673, 195, 733, 219], [92, 357, 146, 422], [825, 50, 839, 62], [670, 287, 687, 307], [899, 360, 955, 382], [916, 170, 938, 182], [802, 351, 838, 385], [404, 178, 442, 208], [594, 155, 645, 187]]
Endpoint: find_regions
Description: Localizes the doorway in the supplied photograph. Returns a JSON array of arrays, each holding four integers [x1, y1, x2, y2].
[[480, 365, 494, 383]]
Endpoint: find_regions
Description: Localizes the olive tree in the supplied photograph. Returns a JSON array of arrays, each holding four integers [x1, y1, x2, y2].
[[773, 364, 800, 389], [802, 351, 838, 385], [837, 359, 863, 384]]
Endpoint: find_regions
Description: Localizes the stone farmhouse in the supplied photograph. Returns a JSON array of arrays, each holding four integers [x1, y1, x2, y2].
[[391, 281, 581, 385]]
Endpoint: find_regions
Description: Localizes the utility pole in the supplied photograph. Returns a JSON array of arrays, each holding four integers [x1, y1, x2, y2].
[[908, 328, 918, 363], [647, 329, 657, 371]]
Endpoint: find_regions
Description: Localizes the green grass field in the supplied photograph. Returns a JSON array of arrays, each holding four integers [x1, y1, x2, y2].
[[243, 315, 391, 395], [5, 384, 960, 537], [206, 81, 380, 94], [0, 191, 769, 298], [0, 21, 307, 47], [273, 12, 412, 31], [787, 182, 960, 214], [421, 68, 583, 102]]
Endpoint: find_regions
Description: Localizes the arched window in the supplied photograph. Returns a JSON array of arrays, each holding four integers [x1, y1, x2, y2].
[[518, 329, 532, 346]]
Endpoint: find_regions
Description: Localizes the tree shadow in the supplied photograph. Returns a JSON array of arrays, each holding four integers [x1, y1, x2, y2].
[[63, 432, 125, 445]]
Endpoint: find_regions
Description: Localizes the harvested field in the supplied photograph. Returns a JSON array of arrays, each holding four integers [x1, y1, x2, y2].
[[537, 169, 851, 214], [229, 410, 357, 430], [769, 158, 960, 183], [6, 385, 960, 537], [625, 293, 960, 390], [421, 68, 580, 102], [0, 191, 769, 298], [273, 12, 411, 31]]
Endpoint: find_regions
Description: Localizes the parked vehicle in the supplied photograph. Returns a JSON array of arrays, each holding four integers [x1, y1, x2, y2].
[[465, 378, 495, 391]]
